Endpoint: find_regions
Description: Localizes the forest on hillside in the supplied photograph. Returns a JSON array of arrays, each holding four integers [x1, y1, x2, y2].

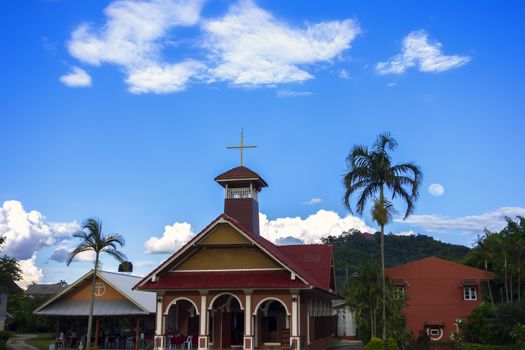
[[321, 229, 471, 291]]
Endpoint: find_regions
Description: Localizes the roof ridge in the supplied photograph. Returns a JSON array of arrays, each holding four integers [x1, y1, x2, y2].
[[277, 243, 332, 247], [100, 270, 143, 279]]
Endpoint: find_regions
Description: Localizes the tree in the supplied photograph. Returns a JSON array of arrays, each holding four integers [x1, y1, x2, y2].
[[343, 133, 422, 341], [0, 235, 21, 292], [466, 216, 525, 303], [348, 262, 383, 339], [347, 262, 409, 344], [67, 218, 127, 350]]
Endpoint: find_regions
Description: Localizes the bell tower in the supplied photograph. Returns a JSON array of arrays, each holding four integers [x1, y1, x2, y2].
[[216, 132, 267, 235], [215, 166, 267, 235]]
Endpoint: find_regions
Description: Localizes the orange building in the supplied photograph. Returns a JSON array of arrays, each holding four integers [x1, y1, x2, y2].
[[385, 256, 493, 342], [34, 270, 156, 349], [135, 166, 340, 350]]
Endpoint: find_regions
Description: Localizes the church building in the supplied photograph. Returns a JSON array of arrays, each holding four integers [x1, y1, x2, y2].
[[134, 164, 340, 350]]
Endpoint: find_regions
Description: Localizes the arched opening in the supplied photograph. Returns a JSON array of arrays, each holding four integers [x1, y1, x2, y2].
[[165, 299, 199, 348], [254, 299, 289, 347], [209, 294, 244, 348]]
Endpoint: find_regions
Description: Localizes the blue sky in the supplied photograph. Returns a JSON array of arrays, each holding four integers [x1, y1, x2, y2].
[[1, 0, 524, 287]]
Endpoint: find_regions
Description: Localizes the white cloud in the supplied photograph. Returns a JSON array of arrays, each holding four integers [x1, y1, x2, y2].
[[145, 209, 374, 252], [339, 69, 351, 79], [276, 89, 313, 98], [65, 0, 360, 92], [0, 200, 79, 260], [260, 209, 375, 244], [59, 66, 92, 87], [398, 207, 525, 234], [396, 230, 416, 236], [376, 30, 470, 74], [18, 254, 44, 289], [144, 222, 195, 253], [126, 60, 206, 94], [428, 183, 445, 197], [302, 198, 322, 205], [387, 82, 396, 87], [67, 0, 205, 93], [203, 0, 360, 86]]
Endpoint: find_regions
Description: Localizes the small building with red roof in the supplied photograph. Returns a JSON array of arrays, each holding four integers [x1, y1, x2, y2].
[[386, 256, 493, 343], [135, 165, 340, 350]]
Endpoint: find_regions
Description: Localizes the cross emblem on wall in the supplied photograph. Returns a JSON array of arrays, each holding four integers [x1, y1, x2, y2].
[[94, 282, 106, 297]]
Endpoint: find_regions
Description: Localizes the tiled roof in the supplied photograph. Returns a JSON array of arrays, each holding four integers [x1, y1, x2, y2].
[[139, 271, 308, 290], [26, 283, 66, 295], [214, 166, 268, 187]]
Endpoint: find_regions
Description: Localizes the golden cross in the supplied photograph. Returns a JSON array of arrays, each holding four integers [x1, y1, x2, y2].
[[227, 130, 256, 166]]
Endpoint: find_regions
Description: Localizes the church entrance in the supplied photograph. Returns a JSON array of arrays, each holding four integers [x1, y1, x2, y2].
[[165, 299, 199, 348], [209, 294, 244, 348], [254, 299, 289, 348]]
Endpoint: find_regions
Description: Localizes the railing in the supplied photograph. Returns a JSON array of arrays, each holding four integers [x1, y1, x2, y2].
[[226, 187, 258, 200]]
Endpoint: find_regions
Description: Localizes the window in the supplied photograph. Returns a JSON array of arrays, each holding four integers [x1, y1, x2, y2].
[[394, 286, 405, 298], [426, 327, 443, 341], [464, 286, 477, 300]]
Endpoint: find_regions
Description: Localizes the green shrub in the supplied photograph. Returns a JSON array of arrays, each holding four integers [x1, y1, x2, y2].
[[0, 340, 7, 350], [461, 301, 525, 345], [0, 331, 11, 343], [365, 337, 384, 350], [385, 337, 398, 350]]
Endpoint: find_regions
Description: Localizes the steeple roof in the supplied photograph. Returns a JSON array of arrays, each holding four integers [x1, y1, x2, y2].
[[215, 166, 268, 188]]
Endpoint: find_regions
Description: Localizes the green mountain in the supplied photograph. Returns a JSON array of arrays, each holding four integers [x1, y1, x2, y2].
[[322, 230, 471, 291]]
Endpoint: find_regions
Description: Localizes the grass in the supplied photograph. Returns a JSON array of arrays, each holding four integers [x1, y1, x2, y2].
[[25, 333, 54, 350]]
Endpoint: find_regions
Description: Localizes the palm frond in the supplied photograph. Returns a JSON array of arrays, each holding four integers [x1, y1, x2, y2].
[[103, 234, 125, 249], [66, 245, 93, 266], [102, 248, 127, 263], [348, 145, 371, 169], [392, 185, 415, 219], [373, 132, 397, 152], [356, 184, 380, 215]]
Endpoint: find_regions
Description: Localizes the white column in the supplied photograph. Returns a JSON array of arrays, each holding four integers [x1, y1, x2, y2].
[[243, 290, 254, 350], [198, 292, 208, 350], [200, 295, 206, 335], [155, 294, 164, 350], [291, 295, 298, 336], [245, 293, 252, 335], [290, 293, 301, 350]]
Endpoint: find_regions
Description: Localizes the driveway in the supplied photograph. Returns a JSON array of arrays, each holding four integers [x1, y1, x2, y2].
[[6, 334, 39, 350]]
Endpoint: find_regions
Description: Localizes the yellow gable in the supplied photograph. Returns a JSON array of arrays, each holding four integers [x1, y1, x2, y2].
[[174, 223, 281, 271], [63, 276, 127, 302], [199, 223, 251, 245]]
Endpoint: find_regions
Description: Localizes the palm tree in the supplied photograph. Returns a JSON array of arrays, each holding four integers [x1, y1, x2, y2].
[[67, 218, 127, 350], [473, 231, 496, 304], [343, 133, 422, 341], [348, 262, 383, 339]]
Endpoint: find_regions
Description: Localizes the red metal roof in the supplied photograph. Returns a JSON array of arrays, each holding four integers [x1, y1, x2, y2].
[[135, 214, 339, 297], [139, 270, 308, 290], [277, 245, 334, 292], [214, 166, 268, 188]]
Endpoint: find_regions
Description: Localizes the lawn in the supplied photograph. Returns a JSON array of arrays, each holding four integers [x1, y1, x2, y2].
[[25, 333, 54, 350]]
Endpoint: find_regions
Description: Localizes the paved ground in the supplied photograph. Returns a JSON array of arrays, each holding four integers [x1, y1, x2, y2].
[[331, 339, 363, 350], [6, 334, 39, 350]]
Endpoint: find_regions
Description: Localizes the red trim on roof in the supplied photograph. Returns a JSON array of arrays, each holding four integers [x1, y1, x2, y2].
[[214, 166, 268, 187], [140, 271, 309, 290], [135, 214, 339, 296]]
